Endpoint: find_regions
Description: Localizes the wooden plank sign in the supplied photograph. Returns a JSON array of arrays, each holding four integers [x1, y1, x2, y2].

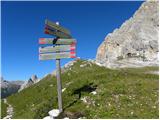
[[39, 51, 76, 60], [39, 44, 76, 53], [39, 38, 76, 45], [44, 28, 72, 38], [45, 19, 71, 35]]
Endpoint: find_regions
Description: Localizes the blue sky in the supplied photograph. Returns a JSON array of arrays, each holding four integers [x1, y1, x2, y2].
[[1, 1, 143, 81]]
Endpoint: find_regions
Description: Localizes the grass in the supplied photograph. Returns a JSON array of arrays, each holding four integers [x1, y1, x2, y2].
[[1, 99, 8, 118], [6, 60, 159, 119]]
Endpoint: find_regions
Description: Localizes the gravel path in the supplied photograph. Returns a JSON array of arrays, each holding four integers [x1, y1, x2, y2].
[[3, 99, 14, 119]]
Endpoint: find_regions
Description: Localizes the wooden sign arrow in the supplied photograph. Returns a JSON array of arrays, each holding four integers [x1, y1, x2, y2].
[[39, 51, 76, 60], [45, 28, 72, 38], [39, 38, 76, 45], [45, 19, 71, 35], [39, 44, 76, 53]]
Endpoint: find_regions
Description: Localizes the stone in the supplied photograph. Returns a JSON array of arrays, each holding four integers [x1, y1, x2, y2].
[[91, 91, 97, 95], [80, 64, 87, 68], [48, 109, 60, 117], [63, 117, 70, 119], [43, 116, 53, 119], [96, 1, 159, 68], [62, 88, 66, 92]]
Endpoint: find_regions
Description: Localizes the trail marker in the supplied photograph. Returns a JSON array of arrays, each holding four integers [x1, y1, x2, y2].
[[39, 20, 77, 114]]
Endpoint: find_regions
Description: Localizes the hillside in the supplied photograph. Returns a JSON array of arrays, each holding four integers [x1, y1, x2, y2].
[[2, 60, 159, 119]]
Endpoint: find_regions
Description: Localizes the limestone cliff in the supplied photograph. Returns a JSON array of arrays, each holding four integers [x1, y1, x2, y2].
[[96, 1, 159, 68]]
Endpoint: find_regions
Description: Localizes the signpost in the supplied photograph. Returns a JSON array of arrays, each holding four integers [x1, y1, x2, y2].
[[39, 19, 77, 114]]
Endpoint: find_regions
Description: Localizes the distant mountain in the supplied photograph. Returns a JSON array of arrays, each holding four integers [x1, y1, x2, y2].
[[1, 75, 41, 98], [96, 1, 159, 68], [1, 77, 24, 98], [18, 75, 40, 92]]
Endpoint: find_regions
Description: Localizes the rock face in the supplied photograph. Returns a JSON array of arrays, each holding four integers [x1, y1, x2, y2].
[[96, 1, 159, 68], [1, 77, 24, 98], [18, 75, 39, 92]]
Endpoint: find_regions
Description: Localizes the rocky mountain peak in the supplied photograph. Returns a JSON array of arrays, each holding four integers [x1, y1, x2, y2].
[[31, 75, 38, 82], [18, 74, 39, 92], [96, 1, 159, 68]]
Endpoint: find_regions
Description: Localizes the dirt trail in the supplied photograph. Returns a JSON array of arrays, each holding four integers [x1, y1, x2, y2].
[[3, 99, 14, 119]]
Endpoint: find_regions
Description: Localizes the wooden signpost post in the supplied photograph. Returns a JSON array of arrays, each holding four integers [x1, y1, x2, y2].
[[39, 20, 76, 114]]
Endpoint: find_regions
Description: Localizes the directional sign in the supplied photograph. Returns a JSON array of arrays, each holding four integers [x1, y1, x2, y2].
[[39, 20, 77, 113], [45, 28, 72, 38], [45, 19, 71, 35], [39, 51, 76, 60], [39, 38, 76, 45], [39, 44, 76, 53]]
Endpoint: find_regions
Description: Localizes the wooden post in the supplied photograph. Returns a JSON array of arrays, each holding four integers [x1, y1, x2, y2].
[[56, 58, 63, 112], [55, 22, 63, 113]]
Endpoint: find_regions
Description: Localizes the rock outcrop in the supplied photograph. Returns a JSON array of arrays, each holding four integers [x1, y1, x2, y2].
[[18, 75, 39, 92], [96, 1, 159, 68]]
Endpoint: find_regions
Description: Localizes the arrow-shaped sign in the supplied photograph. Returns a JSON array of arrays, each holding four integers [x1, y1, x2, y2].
[[44, 28, 72, 38], [39, 44, 76, 53], [45, 19, 71, 35], [39, 51, 76, 60], [39, 38, 76, 45]]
